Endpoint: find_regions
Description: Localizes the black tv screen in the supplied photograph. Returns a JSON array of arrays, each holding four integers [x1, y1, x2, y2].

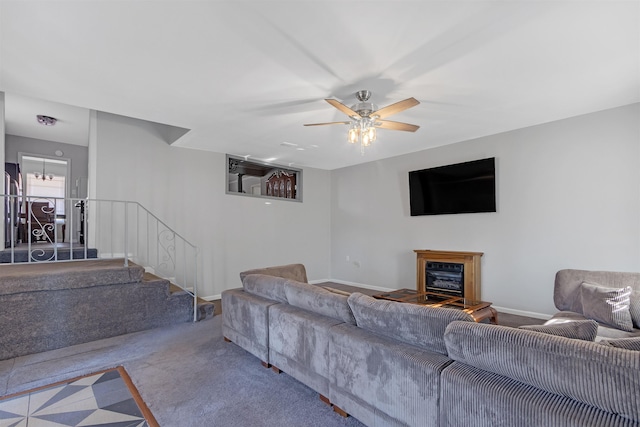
[[409, 157, 496, 216]]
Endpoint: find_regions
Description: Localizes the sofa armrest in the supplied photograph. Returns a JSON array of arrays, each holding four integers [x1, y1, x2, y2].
[[222, 288, 280, 363]]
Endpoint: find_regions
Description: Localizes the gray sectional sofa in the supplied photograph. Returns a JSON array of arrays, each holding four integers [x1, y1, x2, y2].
[[222, 264, 640, 427]]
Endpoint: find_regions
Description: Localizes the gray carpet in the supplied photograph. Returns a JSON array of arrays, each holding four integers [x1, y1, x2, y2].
[[0, 259, 202, 360], [0, 315, 365, 427]]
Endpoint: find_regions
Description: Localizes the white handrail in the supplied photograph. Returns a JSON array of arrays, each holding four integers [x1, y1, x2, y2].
[[1, 194, 200, 321]]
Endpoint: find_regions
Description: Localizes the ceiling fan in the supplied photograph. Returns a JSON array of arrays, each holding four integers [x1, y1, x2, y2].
[[304, 90, 420, 151]]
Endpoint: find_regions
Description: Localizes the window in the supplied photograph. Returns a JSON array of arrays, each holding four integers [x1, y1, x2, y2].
[[26, 173, 66, 215], [21, 155, 69, 216]]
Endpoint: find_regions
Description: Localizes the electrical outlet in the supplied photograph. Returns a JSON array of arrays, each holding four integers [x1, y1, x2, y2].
[[346, 255, 350, 262]]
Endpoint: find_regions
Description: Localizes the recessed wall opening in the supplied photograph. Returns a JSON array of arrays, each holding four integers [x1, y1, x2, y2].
[[226, 155, 302, 202]]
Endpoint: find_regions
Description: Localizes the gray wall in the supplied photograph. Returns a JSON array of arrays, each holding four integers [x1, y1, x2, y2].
[[5, 135, 88, 198], [93, 111, 332, 299], [330, 103, 640, 317]]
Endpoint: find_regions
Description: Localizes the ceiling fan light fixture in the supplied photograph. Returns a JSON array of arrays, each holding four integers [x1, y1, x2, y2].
[[367, 124, 377, 142], [304, 90, 420, 155], [362, 132, 371, 147], [348, 126, 359, 144]]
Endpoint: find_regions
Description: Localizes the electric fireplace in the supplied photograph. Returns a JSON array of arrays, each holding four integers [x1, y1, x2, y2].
[[414, 250, 483, 300], [426, 262, 464, 296]]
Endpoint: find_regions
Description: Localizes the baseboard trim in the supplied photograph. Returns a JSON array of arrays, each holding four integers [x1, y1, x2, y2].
[[201, 294, 220, 301]]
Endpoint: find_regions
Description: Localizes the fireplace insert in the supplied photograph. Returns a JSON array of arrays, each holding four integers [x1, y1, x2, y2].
[[426, 262, 464, 296]]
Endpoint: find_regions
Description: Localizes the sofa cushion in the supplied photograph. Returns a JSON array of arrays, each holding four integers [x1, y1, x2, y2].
[[284, 281, 356, 325], [347, 292, 474, 355], [242, 274, 288, 303], [330, 322, 451, 427], [630, 290, 640, 329], [440, 361, 636, 427], [239, 263, 308, 283], [519, 319, 598, 341], [580, 282, 634, 332], [444, 321, 640, 420], [268, 303, 343, 396], [599, 337, 640, 351]]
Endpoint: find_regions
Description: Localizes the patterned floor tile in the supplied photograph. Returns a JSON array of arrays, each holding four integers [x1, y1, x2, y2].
[[0, 367, 153, 427]]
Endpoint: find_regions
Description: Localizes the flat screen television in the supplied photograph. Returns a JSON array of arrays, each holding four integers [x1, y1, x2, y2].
[[409, 157, 496, 216]]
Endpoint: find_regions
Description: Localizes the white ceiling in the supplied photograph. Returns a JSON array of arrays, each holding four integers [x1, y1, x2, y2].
[[1, 1, 638, 170], [5, 93, 91, 147]]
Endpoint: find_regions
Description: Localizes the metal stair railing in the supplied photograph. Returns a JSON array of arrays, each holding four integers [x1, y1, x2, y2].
[[1, 194, 200, 321]]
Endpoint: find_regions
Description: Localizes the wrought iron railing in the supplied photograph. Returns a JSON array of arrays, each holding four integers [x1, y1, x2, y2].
[[1, 194, 199, 321]]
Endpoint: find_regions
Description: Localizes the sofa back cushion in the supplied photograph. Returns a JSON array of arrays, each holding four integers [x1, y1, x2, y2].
[[554, 269, 640, 328], [239, 263, 308, 283], [444, 321, 640, 420], [347, 292, 474, 355], [283, 281, 355, 325], [242, 274, 288, 303]]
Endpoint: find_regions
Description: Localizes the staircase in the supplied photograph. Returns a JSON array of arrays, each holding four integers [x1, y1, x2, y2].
[[0, 259, 214, 360], [1, 196, 215, 359], [2, 195, 205, 314]]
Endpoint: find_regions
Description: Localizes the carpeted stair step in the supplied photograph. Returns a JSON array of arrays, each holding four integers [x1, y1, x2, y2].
[[0, 259, 145, 295], [166, 281, 216, 321], [196, 297, 216, 320], [0, 259, 201, 360]]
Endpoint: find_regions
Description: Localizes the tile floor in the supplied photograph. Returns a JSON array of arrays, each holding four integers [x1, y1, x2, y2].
[[0, 367, 151, 427]]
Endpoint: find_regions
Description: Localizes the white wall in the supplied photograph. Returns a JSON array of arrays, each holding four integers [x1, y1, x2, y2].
[[94, 112, 331, 298], [330, 103, 640, 316]]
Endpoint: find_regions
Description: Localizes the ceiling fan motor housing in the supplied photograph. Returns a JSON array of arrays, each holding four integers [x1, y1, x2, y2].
[[351, 101, 377, 118], [352, 90, 376, 117], [355, 90, 371, 102]]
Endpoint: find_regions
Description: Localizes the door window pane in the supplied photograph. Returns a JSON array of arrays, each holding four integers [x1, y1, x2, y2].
[[26, 174, 66, 215]]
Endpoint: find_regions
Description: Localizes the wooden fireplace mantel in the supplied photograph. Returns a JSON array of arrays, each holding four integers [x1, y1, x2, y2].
[[414, 250, 483, 300]]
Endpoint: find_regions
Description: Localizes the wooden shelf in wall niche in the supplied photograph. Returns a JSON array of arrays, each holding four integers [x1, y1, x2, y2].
[[414, 250, 483, 301]]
